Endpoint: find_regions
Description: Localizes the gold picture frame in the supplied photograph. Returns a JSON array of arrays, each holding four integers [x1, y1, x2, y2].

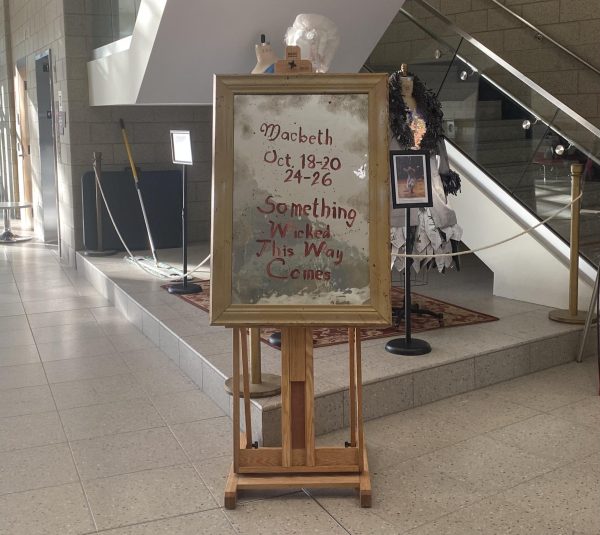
[[210, 74, 391, 327]]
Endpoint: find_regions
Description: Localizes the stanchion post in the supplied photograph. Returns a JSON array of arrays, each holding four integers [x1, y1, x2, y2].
[[549, 163, 587, 324], [84, 152, 117, 256]]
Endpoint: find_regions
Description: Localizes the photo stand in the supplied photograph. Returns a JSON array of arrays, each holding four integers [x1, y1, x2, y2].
[[385, 210, 431, 356], [386, 149, 433, 356], [225, 326, 371, 509], [168, 132, 201, 295]]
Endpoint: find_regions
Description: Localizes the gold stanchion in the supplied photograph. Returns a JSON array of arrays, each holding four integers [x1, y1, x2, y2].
[[225, 328, 281, 398], [549, 163, 587, 324]]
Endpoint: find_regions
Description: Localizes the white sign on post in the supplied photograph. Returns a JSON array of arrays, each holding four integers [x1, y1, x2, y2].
[[170, 130, 193, 165]]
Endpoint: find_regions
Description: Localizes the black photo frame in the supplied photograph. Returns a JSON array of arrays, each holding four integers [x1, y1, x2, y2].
[[389, 150, 433, 209]]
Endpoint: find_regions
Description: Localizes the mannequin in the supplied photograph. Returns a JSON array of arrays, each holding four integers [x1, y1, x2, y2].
[[251, 34, 279, 74], [389, 65, 462, 274]]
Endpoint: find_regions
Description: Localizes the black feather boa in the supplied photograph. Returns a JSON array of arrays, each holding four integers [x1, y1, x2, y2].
[[388, 71, 461, 196]]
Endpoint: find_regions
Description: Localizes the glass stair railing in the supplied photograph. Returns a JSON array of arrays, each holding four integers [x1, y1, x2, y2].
[[364, 0, 600, 264]]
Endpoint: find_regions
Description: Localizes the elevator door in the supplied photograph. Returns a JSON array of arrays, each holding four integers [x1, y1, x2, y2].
[[35, 51, 58, 244]]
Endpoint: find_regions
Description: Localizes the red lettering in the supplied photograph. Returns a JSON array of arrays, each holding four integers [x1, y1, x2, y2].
[[257, 196, 275, 214], [266, 258, 287, 280]]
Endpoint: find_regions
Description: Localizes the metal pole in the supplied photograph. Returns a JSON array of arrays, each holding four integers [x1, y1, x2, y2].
[[182, 164, 188, 288], [569, 163, 583, 316], [405, 208, 412, 345], [167, 165, 201, 295], [94, 152, 103, 251], [120, 118, 159, 265], [577, 264, 599, 363], [549, 163, 586, 324]]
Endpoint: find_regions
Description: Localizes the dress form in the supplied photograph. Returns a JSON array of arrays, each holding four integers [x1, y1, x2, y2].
[[389, 68, 462, 274], [251, 35, 279, 74]]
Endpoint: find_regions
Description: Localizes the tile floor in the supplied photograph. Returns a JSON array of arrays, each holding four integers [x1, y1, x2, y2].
[[1, 243, 599, 534]]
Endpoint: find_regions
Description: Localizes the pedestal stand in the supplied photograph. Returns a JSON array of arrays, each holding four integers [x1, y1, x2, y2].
[[0, 202, 33, 243], [168, 164, 202, 295], [224, 326, 371, 509], [386, 209, 431, 356], [225, 328, 281, 398], [549, 163, 587, 324]]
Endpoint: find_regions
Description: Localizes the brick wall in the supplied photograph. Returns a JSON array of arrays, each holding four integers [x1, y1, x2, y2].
[[370, 0, 600, 127], [0, 0, 69, 258], [62, 0, 213, 257], [0, 0, 213, 266]]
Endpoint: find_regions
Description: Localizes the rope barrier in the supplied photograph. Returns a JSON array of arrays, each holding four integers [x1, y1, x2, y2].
[[392, 192, 582, 259]]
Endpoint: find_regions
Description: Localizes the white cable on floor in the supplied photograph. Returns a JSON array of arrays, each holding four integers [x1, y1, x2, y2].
[[93, 161, 210, 281], [393, 192, 582, 259]]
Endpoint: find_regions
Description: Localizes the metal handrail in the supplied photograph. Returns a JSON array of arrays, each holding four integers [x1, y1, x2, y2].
[[487, 0, 600, 78], [409, 0, 600, 141], [381, 7, 600, 167]]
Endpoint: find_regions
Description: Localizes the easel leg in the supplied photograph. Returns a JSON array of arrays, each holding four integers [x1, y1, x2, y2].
[[348, 328, 357, 447], [240, 329, 253, 446], [224, 463, 238, 510], [359, 448, 372, 508], [227, 328, 241, 509]]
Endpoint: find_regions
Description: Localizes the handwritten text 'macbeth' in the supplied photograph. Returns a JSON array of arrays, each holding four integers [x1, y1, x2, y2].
[[260, 123, 333, 145]]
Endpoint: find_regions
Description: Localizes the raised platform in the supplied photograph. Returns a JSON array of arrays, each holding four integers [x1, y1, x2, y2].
[[77, 244, 592, 445]]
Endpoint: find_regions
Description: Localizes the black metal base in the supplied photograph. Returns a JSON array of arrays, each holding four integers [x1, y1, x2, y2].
[[167, 282, 203, 295], [268, 331, 282, 348], [84, 249, 118, 257], [385, 337, 431, 356], [0, 230, 33, 243], [391, 304, 443, 327]]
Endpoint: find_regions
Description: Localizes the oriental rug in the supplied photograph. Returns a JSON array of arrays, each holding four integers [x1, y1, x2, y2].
[[164, 280, 498, 349]]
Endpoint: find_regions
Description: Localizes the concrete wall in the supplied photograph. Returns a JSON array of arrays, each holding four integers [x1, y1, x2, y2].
[[369, 0, 600, 127], [0, 0, 68, 256], [0, 0, 212, 266]]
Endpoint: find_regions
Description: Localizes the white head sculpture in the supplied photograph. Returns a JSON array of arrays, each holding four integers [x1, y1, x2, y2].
[[284, 14, 340, 73]]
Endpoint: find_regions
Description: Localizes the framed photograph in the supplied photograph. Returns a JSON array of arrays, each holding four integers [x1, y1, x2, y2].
[[170, 130, 193, 165], [389, 150, 432, 208], [210, 74, 391, 327]]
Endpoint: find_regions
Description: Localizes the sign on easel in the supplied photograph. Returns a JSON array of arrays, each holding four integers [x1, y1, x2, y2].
[[211, 75, 391, 326], [211, 73, 390, 510]]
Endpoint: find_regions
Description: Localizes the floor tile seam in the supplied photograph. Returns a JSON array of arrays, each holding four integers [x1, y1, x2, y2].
[[62, 422, 170, 443], [67, 422, 185, 447], [162, 412, 232, 427], [0, 472, 84, 500], [303, 489, 352, 534], [45, 370, 132, 386], [141, 386, 225, 507], [38, 350, 124, 364], [399, 484, 549, 535], [78, 461, 197, 486], [366, 408, 550, 469], [0, 437, 70, 456], [538, 394, 600, 419], [23, 305, 101, 534], [89, 505, 227, 534]]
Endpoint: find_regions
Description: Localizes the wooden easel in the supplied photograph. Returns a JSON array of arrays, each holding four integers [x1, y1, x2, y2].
[[224, 326, 371, 508]]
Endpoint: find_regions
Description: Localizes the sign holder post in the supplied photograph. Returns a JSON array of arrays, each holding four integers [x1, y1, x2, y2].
[[168, 130, 202, 295]]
